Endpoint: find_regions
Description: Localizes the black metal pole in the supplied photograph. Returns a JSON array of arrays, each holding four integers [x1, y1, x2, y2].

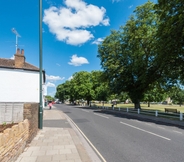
[[39, 0, 43, 129]]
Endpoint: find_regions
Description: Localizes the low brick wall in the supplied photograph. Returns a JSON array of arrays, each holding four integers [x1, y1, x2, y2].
[[0, 103, 39, 162], [23, 103, 39, 143], [0, 119, 29, 162]]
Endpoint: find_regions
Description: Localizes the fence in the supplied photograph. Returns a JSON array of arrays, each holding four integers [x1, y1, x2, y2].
[[93, 105, 184, 121], [0, 102, 23, 124]]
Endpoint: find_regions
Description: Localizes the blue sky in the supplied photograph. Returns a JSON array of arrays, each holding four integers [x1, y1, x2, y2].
[[0, 0, 156, 97]]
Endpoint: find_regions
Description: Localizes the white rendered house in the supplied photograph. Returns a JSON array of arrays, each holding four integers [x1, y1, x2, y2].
[[0, 48, 46, 106]]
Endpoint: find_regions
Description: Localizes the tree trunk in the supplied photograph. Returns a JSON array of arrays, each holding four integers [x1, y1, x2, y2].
[[62, 99, 64, 103], [148, 102, 150, 107], [134, 101, 141, 109], [129, 91, 143, 110], [87, 100, 90, 106]]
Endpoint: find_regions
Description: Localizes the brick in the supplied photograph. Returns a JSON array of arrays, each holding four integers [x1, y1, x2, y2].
[[12, 125, 19, 136], [0, 133, 4, 146], [4, 128, 13, 138]]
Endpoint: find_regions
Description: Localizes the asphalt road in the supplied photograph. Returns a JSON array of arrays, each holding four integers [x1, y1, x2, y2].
[[55, 104, 184, 162]]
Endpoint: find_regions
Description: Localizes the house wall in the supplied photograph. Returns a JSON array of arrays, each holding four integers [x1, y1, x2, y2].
[[0, 68, 45, 104]]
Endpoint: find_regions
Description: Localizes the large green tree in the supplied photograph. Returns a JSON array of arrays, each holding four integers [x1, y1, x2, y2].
[[98, 1, 163, 109], [55, 81, 72, 103], [155, 0, 184, 80], [71, 71, 95, 105], [91, 71, 110, 103], [55, 71, 111, 105]]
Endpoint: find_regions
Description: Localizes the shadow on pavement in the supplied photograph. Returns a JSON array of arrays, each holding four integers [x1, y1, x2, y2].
[[43, 119, 71, 128]]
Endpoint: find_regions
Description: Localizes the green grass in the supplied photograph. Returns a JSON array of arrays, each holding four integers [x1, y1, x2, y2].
[[95, 103, 184, 113]]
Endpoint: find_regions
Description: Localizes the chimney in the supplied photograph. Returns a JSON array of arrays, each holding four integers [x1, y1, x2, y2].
[[21, 49, 24, 55], [14, 48, 26, 68]]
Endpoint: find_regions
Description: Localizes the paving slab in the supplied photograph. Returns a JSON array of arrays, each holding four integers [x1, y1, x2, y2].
[[15, 106, 101, 162]]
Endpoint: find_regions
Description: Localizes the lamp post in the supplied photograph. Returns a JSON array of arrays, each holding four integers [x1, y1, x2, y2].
[[39, 0, 43, 129]]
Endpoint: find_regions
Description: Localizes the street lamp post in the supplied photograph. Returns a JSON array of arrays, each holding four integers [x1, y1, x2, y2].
[[39, 0, 43, 129]]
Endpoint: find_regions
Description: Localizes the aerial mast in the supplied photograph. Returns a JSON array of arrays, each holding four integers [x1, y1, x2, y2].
[[12, 28, 21, 53]]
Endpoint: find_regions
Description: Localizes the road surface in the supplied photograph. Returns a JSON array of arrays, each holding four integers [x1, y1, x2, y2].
[[55, 104, 184, 162]]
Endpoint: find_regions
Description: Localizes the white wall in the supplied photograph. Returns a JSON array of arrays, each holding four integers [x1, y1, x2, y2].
[[0, 68, 44, 103], [43, 84, 47, 96]]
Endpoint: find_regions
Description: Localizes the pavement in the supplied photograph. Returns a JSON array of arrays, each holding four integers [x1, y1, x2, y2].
[[15, 105, 102, 162]]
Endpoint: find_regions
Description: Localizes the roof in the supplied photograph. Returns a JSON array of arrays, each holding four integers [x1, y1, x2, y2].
[[0, 58, 39, 71]]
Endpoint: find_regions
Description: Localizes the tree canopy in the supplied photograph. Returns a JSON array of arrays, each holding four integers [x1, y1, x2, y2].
[[155, 0, 184, 80], [143, 82, 167, 107], [45, 95, 55, 101], [98, 1, 163, 109], [55, 71, 110, 105]]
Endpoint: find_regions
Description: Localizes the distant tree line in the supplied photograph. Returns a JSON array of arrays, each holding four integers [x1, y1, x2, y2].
[[55, 70, 184, 107], [55, 71, 110, 105], [45, 95, 55, 102]]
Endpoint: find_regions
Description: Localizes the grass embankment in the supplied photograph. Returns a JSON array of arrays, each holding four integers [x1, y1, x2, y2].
[[95, 103, 184, 113]]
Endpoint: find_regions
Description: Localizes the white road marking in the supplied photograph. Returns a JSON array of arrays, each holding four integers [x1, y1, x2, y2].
[[173, 130, 182, 134], [81, 109, 90, 112], [94, 113, 109, 119], [65, 114, 107, 162], [120, 121, 171, 141]]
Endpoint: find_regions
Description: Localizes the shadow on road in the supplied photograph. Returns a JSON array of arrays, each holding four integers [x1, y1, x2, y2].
[[55, 104, 184, 130]]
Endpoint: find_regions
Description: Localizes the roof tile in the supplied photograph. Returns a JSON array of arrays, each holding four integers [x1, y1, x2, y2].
[[0, 58, 39, 71]]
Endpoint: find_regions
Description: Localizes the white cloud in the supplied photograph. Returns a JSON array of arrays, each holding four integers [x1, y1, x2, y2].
[[92, 38, 104, 45], [56, 63, 61, 66], [129, 5, 133, 9], [43, 0, 109, 45], [68, 76, 73, 80], [10, 55, 14, 59], [68, 54, 89, 66], [46, 82, 56, 87], [46, 74, 65, 81]]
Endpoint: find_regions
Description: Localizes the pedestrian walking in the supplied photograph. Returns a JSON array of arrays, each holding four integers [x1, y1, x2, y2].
[[49, 102, 52, 109]]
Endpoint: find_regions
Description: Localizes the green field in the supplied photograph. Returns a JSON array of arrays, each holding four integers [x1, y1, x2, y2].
[[95, 103, 184, 113]]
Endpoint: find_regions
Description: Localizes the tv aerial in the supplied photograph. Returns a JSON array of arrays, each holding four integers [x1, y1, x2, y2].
[[12, 28, 21, 53]]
